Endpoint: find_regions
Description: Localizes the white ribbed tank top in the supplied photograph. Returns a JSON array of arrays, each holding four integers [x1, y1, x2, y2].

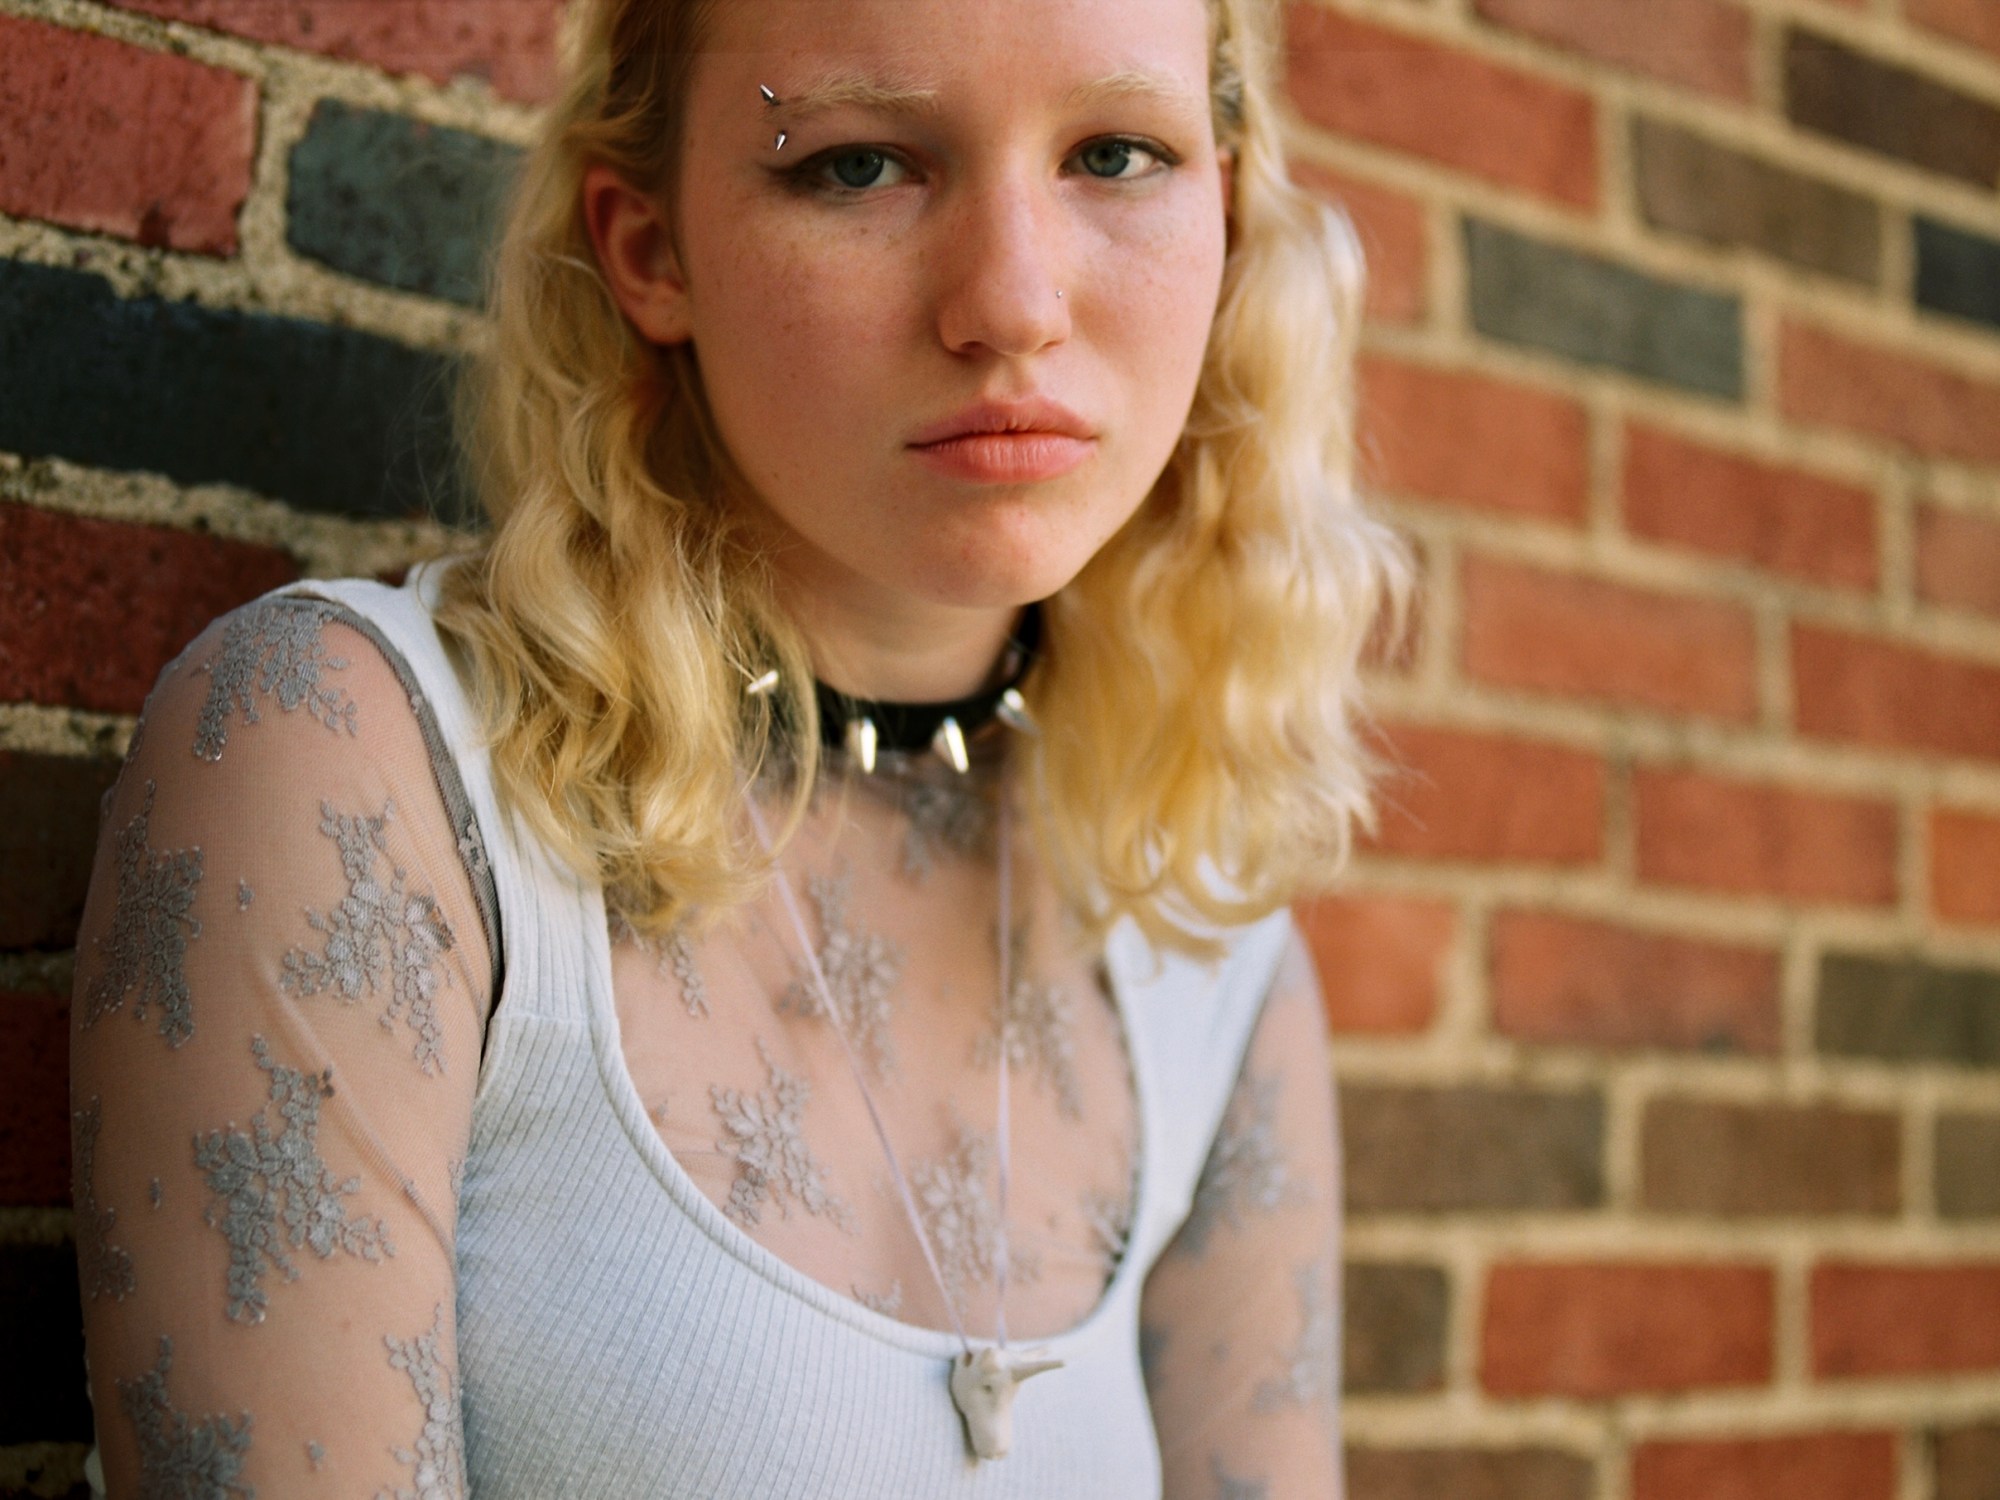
[[290, 563, 1290, 1499]]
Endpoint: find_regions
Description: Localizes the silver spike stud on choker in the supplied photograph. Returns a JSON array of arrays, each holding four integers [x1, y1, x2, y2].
[[811, 605, 1043, 775]]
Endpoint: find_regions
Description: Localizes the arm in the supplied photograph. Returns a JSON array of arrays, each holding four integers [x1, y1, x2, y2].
[[1141, 926, 1345, 1500], [70, 600, 490, 1498]]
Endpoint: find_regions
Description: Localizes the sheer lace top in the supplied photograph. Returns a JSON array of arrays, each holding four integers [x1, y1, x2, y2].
[[70, 579, 1345, 1498]]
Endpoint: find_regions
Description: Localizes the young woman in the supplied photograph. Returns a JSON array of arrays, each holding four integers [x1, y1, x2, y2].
[[70, 0, 1406, 1493]]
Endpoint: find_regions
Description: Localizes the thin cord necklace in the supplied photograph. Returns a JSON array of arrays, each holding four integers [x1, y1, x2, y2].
[[744, 771, 1061, 1462]]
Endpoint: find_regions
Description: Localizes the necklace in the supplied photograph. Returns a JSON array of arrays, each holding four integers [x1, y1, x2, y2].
[[812, 605, 1041, 773], [745, 764, 1062, 1462]]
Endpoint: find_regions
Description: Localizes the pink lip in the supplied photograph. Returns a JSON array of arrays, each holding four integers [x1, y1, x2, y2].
[[909, 432, 1094, 483], [907, 396, 1096, 447]]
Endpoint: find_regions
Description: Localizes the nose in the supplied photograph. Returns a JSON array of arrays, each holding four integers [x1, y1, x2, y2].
[[933, 168, 1072, 360]]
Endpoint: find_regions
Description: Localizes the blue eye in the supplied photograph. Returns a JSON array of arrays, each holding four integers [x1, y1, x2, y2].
[[1078, 140, 1147, 179], [828, 150, 894, 190], [780, 136, 1174, 200]]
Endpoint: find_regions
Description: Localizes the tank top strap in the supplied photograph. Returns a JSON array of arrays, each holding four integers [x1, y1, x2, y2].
[[1105, 906, 1294, 1272], [271, 560, 602, 1031]]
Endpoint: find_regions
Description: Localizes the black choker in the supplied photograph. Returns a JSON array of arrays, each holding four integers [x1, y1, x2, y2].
[[813, 605, 1041, 773]]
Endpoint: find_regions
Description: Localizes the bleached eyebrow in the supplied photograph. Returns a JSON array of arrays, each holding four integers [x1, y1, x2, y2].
[[772, 67, 1207, 125], [773, 74, 944, 121]]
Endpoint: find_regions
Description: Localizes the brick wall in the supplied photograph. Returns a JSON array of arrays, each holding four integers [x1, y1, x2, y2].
[[1296, 0, 2000, 1497], [0, 2, 546, 1493], [1, 2, 1997, 1498]]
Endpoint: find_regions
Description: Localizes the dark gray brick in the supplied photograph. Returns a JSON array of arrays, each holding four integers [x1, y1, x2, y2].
[[287, 100, 522, 308], [1937, 1421, 2000, 1500], [1631, 116, 1881, 285], [0, 1241, 91, 1443], [0, 258, 465, 521], [1640, 1096, 1899, 1217], [1915, 217, 2000, 334], [1347, 1447, 1596, 1500], [1344, 1261, 1448, 1393], [0, 752, 121, 950], [1785, 28, 2000, 190], [1817, 952, 2000, 1069], [1937, 1113, 2000, 1219], [1463, 217, 1743, 399], [1341, 1082, 1604, 1214]]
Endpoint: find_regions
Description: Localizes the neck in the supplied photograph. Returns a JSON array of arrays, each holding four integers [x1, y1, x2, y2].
[[777, 561, 1026, 706]]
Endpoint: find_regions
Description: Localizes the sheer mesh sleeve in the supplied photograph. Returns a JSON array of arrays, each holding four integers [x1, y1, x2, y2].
[[69, 597, 493, 1499], [1142, 926, 1345, 1500]]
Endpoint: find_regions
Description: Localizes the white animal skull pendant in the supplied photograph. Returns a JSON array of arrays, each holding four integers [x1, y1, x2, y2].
[[949, 1345, 1064, 1460]]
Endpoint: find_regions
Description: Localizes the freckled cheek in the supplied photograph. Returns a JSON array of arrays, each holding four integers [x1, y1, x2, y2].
[[702, 242, 905, 469]]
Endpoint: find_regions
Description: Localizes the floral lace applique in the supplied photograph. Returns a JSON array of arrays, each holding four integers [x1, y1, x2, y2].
[[456, 820, 489, 881], [379, 1302, 466, 1500], [194, 1034, 396, 1324], [974, 923, 1082, 1119], [116, 1336, 255, 1499], [609, 913, 710, 1019], [193, 598, 359, 761], [1211, 1454, 1270, 1500], [777, 867, 900, 1078], [1179, 1066, 1301, 1258], [1252, 1258, 1338, 1412], [710, 1038, 855, 1233], [1080, 1184, 1133, 1273], [912, 1115, 1041, 1313], [281, 800, 456, 1076], [73, 1096, 136, 1302], [897, 770, 992, 880], [853, 1279, 904, 1316], [80, 781, 203, 1048]]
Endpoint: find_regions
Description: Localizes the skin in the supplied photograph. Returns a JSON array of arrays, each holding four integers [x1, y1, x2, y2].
[[586, 0, 1233, 702]]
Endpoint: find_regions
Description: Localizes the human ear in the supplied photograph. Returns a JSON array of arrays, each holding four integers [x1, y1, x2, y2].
[[582, 163, 693, 346]]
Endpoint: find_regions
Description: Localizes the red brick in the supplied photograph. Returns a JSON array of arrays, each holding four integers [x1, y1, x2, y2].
[[1461, 556, 1760, 721], [1933, 807, 2000, 926], [1630, 1431, 1898, 1500], [1285, 7, 1597, 210], [1366, 722, 1604, 865], [1622, 421, 1878, 590], [110, 0, 562, 102], [0, 503, 297, 715], [1295, 893, 1454, 1034], [0, 15, 256, 256], [1813, 1262, 2000, 1378], [1482, 1261, 1774, 1396], [0, 991, 70, 1206], [1359, 356, 1590, 523], [1917, 504, 2000, 620], [1634, 768, 1898, 906], [1780, 319, 2000, 467], [1473, 0, 1752, 102], [1490, 910, 1780, 1053], [1793, 623, 2000, 764], [1907, 0, 2000, 63], [1292, 161, 1428, 326]]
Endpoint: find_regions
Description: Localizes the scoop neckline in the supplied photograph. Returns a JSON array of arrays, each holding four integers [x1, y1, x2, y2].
[[580, 877, 1156, 1362]]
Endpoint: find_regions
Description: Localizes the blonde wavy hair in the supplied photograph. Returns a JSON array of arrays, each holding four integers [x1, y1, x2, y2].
[[433, 0, 1412, 951]]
